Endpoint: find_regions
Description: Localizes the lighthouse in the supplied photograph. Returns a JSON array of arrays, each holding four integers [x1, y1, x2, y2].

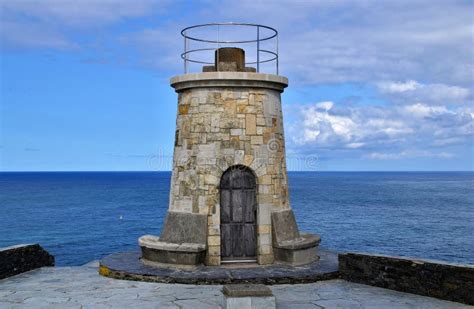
[[139, 23, 320, 266]]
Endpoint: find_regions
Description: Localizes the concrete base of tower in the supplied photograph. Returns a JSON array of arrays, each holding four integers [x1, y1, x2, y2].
[[273, 237, 320, 266], [98, 250, 339, 284], [271, 210, 322, 265], [139, 235, 206, 265], [138, 211, 208, 266]]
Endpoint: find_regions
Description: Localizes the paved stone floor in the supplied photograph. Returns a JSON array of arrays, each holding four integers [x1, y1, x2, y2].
[[0, 262, 470, 308]]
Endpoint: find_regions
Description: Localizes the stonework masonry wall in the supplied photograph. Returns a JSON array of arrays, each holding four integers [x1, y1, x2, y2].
[[0, 244, 54, 279], [169, 74, 288, 266], [339, 252, 474, 305]]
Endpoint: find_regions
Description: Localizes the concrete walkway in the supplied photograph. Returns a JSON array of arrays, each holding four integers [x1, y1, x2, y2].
[[0, 262, 470, 308]]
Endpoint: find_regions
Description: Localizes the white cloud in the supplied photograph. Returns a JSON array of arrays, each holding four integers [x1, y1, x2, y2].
[[315, 101, 334, 111], [401, 103, 448, 118], [118, 26, 181, 70], [0, 0, 163, 27], [1, 0, 472, 167], [292, 101, 414, 148], [288, 99, 473, 160], [0, 19, 77, 50], [214, 0, 473, 87], [346, 142, 365, 149], [378, 81, 470, 105], [0, 0, 169, 51], [2, 0, 472, 91], [295, 103, 357, 146], [377, 80, 421, 93], [367, 151, 454, 160]]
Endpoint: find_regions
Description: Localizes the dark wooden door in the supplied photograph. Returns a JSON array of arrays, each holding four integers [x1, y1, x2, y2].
[[220, 166, 257, 261]]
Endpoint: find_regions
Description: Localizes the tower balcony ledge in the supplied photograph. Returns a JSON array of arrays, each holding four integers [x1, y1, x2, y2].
[[170, 72, 288, 93]]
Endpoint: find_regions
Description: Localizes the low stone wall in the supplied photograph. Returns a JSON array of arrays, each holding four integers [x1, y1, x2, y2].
[[339, 252, 474, 305], [0, 244, 54, 280]]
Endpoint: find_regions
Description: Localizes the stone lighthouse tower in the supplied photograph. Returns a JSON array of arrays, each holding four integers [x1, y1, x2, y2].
[[139, 23, 320, 266]]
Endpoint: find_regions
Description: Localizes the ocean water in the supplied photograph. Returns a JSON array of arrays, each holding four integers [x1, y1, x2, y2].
[[0, 172, 472, 266]]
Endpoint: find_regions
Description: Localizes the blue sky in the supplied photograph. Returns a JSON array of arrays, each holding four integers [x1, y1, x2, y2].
[[0, 0, 473, 171]]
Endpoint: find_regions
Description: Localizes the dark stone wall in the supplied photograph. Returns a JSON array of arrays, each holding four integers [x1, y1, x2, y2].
[[339, 252, 474, 305], [0, 244, 54, 280]]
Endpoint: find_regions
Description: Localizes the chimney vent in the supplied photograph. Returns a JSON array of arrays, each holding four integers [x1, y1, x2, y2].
[[202, 47, 256, 72]]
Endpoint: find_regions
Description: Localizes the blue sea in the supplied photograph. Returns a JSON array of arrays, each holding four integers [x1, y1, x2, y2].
[[0, 172, 473, 266]]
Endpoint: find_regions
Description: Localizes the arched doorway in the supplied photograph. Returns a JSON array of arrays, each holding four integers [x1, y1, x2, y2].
[[220, 165, 257, 262]]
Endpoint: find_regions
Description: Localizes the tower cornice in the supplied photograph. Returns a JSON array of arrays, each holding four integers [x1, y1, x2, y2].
[[170, 72, 288, 93]]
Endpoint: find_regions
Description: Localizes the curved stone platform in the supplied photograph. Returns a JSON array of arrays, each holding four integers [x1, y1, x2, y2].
[[99, 250, 339, 285]]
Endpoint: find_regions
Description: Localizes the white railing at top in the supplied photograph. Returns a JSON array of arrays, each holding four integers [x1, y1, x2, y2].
[[181, 22, 279, 74]]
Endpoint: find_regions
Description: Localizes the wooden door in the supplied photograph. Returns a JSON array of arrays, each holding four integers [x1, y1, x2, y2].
[[220, 166, 257, 261]]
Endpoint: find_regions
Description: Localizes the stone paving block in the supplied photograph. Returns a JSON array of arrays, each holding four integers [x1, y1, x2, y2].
[[222, 284, 275, 309], [223, 296, 276, 309], [223, 284, 272, 297]]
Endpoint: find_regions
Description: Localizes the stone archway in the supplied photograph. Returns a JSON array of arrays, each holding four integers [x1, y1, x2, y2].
[[219, 165, 257, 262]]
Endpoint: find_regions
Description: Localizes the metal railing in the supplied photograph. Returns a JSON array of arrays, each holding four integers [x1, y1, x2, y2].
[[181, 22, 279, 74]]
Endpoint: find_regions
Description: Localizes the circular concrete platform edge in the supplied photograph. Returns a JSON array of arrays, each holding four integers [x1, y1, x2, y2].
[[99, 250, 339, 285]]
